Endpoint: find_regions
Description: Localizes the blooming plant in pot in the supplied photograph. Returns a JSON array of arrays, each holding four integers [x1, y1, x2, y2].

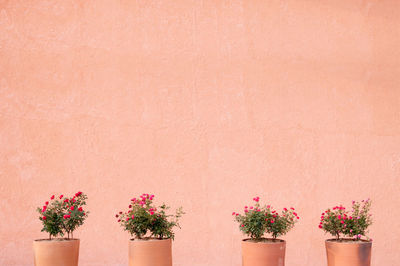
[[34, 192, 89, 266], [116, 193, 184, 266], [233, 197, 299, 266], [319, 199, 372, 266]]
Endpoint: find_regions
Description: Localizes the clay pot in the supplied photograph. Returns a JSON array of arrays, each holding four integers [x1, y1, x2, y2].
[[129, 238, 172, 266], [242, 239, 286, 266], [325, 239, 372, 266], [33, 239, 80, 266]]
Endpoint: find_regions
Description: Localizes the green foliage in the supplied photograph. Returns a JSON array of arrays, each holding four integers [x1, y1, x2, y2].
[[37, 192, 89, 239], [116, 194, 184, 240], [233, 197, 299, 240], [319, 199, 372, 240]]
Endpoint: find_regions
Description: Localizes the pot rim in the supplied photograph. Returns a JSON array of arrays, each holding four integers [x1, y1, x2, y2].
[[130, 237, 172, 242], [325, 238, 372, 244], [34, 238, 80, 242], [242, 238, 285, 244]]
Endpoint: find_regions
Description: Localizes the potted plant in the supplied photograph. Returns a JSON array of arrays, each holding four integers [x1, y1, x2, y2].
[[233, 197, 299, 266], [116, 193, 184, 266], [33, 191, 89, 266], [319, 199, 373, 266]]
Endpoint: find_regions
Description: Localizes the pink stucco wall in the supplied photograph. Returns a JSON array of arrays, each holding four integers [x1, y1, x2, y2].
[[1, 1, 400, 265]]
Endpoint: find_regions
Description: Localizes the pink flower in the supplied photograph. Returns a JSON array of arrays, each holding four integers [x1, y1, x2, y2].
[[350, 229, 353, 233], [244, 209, 248, 213], [271, 220, 275, 224], [59, 195, 63, 199], [232, 212, 236, 215], [318, 225, 322, 228], [131, 215, 135, 219], [150, 211, 154, 215], [42, 206, 47, 213], [241, 224, 244, 227], [244, 206, 248, 209], [284, 208, 288, 211], [250, 206, 253, 209], [340, 220, 344, 224], [126, 218, 130, 221], [290, 207, 295, 210], [236, 213, 239, 216]]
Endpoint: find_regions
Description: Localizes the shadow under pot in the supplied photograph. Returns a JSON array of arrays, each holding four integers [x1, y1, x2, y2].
[[325, 239, 372, 266], [242, 238, 286, 266], [33, 239, 80, 266], [129, 238, 172, 266]]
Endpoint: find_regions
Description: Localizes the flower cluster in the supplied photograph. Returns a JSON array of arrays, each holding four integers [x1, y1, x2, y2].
[[319, 199, 372, 241], [116, 193, 184, 240], [37, 192, 89, 239], [233, 197, 299, 240]]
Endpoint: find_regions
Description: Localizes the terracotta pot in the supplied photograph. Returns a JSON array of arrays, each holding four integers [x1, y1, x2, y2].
[[242, 239, 286, 266], [129, 238, 172, 266], [33, 239, 80, 266], [325, 239, 372, 266]]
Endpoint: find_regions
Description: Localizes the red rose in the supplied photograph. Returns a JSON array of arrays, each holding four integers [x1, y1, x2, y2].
[[70, 206, 74, 211], [42, 216, 47, 220], [51, 195, 55, 200], [59, 195, 63, 199], [78, 207, 83, 212], [63, 214, 70, 219], [45, 201, 49, 205]]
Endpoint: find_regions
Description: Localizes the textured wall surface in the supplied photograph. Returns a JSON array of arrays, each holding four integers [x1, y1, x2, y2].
[[1, 0, 400, 265]]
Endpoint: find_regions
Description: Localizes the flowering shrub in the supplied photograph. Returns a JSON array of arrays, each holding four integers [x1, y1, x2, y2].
[[116, 193, 184, 240], [233, 197, 299, 240], [319, 199, 372, 241], [37, 192, 89, 240]]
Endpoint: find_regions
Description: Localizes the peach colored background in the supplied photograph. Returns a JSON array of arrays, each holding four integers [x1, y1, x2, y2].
[[1, 0, 399, 265]]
